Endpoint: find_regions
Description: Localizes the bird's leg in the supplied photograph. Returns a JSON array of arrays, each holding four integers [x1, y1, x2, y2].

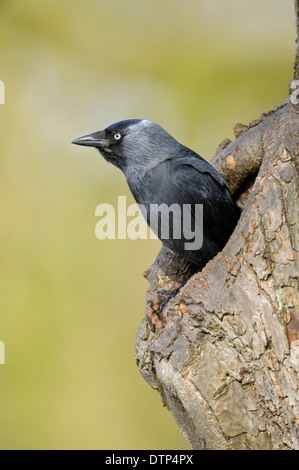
[[157, 267, 202, 312], [157, 279, 189, 313]]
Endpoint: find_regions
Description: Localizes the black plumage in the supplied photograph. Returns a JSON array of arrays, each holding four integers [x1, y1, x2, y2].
[[72, 119, 240, 270]]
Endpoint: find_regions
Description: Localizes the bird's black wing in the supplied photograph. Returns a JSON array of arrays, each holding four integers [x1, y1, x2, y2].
[[129, 148, 240, 267], [170, 154, 240, 260]]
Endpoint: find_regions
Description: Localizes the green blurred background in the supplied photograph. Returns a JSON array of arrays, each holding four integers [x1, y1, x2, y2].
[[0, 0, 295, 450]]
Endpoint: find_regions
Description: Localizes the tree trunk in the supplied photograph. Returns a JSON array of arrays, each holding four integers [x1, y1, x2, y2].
[[134, 1, 299, 450]]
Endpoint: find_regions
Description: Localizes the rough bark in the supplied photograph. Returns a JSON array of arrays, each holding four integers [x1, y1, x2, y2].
[[134, 2, 299, 450]]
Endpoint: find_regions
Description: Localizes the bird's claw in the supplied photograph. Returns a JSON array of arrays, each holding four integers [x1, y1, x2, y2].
[[157, 287, 181, 313]]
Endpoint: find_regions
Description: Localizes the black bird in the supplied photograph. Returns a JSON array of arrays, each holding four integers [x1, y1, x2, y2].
[[72, 119, 240, 271], [73, 120, 241, 307]]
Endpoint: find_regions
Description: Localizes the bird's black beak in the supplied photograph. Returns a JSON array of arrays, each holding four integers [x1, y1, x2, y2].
[[72, 130, 110, 149]]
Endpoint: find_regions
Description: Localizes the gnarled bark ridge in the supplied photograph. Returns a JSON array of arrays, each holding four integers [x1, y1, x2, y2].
[[135, 2, 299, 451]]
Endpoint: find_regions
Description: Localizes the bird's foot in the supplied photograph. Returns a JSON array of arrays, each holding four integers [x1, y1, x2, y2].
[[157, 288, 179, 312], [157, 280, 188, 313]]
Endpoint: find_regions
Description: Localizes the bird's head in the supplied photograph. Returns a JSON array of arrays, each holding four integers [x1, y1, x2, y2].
[[72, 119, 180, 174]]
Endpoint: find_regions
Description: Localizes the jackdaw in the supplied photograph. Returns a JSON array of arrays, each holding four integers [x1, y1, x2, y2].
[[72, 119, 240, 271]]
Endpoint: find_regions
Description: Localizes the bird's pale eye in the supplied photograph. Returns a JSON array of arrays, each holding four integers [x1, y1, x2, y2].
[[114, 133, 122, 141]]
